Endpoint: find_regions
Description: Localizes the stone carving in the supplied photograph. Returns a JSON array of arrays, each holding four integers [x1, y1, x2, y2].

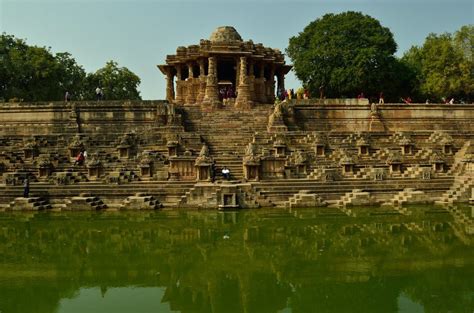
[[195, 144, 213, 165], [243, 142, 261, 165], [386, 152, 403, 165], [430, 150, 446, 164], [373, 168, 387, 181], [267, 101, 288, 132], [370, 102, 378, 116], [339, 151, 356, 166], [69, 135, 84, 149], [422, 168, 431, 180], [36, 155, 52, 169], [86, 154, 102, 168], [139, 153, 154, 167], [293, 150, 307, 165]]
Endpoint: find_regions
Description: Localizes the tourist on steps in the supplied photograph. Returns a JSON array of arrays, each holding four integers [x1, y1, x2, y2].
[[221, 166, 230, 180], [74, 151, 85, 166], [23, 177, 29, 198], [95, 87, 103, 101]]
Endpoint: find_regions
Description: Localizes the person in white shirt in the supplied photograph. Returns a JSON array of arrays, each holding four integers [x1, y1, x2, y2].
[[221, 166, 230, 180]]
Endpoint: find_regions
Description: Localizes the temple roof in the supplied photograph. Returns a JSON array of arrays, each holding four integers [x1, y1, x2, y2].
[[210, 26, 243, 42]]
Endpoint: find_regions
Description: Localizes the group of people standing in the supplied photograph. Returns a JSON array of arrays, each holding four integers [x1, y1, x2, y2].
[[63, 87, 104, 102]]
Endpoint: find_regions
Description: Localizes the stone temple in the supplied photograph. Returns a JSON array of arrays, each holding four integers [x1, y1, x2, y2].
[[0, 26, 473, 226], [158, 26, 291, 109]]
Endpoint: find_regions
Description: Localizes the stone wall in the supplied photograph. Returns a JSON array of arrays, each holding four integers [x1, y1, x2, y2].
[[0, 100, 473, 214]]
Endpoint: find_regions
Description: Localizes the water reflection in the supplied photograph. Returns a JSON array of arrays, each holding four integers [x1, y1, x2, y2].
[[0, 206, 473, 313]]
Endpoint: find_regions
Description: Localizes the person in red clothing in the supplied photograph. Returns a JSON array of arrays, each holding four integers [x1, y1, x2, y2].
[[74, 151, 85, 166]]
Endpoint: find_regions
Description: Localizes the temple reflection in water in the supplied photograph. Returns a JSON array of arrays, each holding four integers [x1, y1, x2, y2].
[[0, 207, 473, 313]]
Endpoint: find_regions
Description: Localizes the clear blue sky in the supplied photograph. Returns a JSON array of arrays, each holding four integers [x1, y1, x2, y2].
[[1, 0, 473, 100]]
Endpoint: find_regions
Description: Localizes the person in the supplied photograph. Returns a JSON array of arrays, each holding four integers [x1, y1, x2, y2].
[[23, 177, 30, 198], [425, 99, 430, 104], [95, 87, 103, 101], [304, 89, 310, 99], [221, 166, 230, 180], [74, 151, 85, 166], [65, 91, 71, 102], [449, 98, 455, 104], [402, 97, 412, 104], [378, 92, 384, 104], [83, 149, 88, 160]]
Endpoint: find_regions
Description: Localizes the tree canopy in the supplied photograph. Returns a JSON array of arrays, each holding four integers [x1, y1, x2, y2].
[[401, 25, 473, 102], [287, 11, 406, 101], [0, 33, 141, 102], [83, 61, 141, 101]]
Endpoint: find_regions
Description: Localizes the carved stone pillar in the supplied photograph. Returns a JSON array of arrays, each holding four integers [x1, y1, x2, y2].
[[266, 64, 276, 103], [248, 59, 256, 102], [235, 57, 253, 109], [277, 72, 285, 98], [197, 59, 206, 103], [257, 63, 267, 103], [175, 65, 184, 104], [202, 57, 220, 108], [186, 62, 196, 104], [166, 70, 175, 103]]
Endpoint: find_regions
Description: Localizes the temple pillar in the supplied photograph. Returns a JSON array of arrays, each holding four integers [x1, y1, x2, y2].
[[248, 59, 256, 102], [174, 65, 184, 104], [235, 57, 253, 109], [196, 59, 206, 103], [257, 63, 267, 103], [166, 70, 175, 103], [235, 57, 241, 87], [277, 71, 285, 98], [186, 62, 196, 104], [266, 64, 276, 103], [202, 57, 221, 108]]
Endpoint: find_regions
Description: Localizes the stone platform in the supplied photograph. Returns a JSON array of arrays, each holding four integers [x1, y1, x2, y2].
[[0, 100, 473, 216]]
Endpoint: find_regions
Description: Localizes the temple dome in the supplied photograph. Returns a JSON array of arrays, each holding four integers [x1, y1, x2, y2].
[[209, 26, 243, 42]]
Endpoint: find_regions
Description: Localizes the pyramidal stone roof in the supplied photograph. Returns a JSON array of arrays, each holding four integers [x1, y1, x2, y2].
[[209, 26, 243, 42]]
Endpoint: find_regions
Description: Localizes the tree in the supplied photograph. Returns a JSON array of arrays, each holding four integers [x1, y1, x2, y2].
[[84, 61, 141, 100], [401, 26, 473, 102], [287, 11, 403, 100], [0, 33, 86, 102], [54, 52, 87, 100]]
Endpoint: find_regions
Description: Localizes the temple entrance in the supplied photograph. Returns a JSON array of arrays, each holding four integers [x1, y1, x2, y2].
[[217, 59, 237, 85], [217, 59, 237, 101]]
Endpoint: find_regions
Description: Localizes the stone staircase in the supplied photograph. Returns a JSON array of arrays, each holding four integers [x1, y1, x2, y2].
[[283, 190, 326, 209], [353, 166, 373, 179], [435, 175, 474, 205], [400, 165, 425, 178], [70, 193, 107, 210], [413, 148, 433, 160], [7, 197, 52, 211], [447, 140, 472, 175], [327, 189, 371, 212], [120, 193, 162, 210], [181, 106, 272, 180], [380, 188, 427, 214]]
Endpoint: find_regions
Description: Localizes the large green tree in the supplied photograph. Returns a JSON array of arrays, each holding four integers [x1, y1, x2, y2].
[[0, 33, 86, 101], [401, 26, 473, 102], [83, 61, 141, 100], [1, 33, 142, 102], [287, 11, 408, 101]]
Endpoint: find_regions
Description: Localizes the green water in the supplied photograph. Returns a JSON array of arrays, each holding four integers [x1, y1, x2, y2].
[[0, 207, 473, 313]]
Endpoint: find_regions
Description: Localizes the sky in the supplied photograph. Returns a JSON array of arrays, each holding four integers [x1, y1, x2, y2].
[[1, 0, 473, 100]]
